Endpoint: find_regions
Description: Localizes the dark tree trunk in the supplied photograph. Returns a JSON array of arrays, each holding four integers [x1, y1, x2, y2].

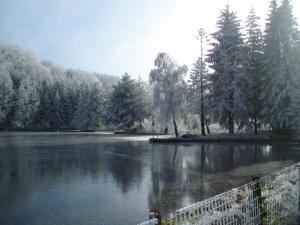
[[164, 126, 168, 134], [199, 31, 206, 136], [254, 116, 258, 135], [205, 120, 210, 134], [172, 111, 179, 137], [152, 117, 155, 137], [200, 112, 205, 136], [228, 112, 234, 134], [228, 90, 234, 134]]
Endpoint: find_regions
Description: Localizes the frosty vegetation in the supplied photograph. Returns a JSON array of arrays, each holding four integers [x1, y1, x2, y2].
[[0, 0, 300, 134], [105, 73, 151, 129], [150, 0, 300, 135], [0, 45, 119, 130]]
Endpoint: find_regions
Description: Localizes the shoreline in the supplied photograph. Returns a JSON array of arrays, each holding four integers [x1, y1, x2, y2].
[[114, 131, 168, 135], [149, 133, 300, 143], [0, 130, 299, 143], [0, 129, 110, 132]]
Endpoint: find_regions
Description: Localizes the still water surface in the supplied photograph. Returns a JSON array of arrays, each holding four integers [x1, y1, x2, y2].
[[0, 132, 300, 225]]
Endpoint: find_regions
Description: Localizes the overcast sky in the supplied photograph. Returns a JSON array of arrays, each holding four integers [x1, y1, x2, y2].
[[0, 0, 299, 80]]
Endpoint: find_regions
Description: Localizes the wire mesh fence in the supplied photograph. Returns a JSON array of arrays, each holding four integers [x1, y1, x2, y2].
[[137, 162, 300, 225]]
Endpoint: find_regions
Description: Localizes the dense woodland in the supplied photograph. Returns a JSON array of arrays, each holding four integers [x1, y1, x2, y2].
[[0, 45, 119, 130], [0, 0, 300, 134]]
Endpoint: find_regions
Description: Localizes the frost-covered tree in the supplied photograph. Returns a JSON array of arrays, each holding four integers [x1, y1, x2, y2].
[[72, 83, 104, 129], [150, 53, 188, 137], [0, 63, 14, 126], [286, 32, 300, 130], [34, 78, 52, 129], [189, 29, 210, 135], [14, 77, 40, 128], [245, 8, 264, 135], [208, 5, 247, 134], [288, 84, 300, 129], [261, 0, 280, 129], [0, 45, 117, 130], [106, 73, 150, 129], [49, 90, 65, 129], [189, 57, 210, 135], [87, 83, 105, 128], [262, 0, 300, 130], [0, 45, 40, 89], [135, 77, 152, 128]]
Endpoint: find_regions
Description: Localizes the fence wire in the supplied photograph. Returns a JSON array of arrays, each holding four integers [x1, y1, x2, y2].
[[137, 162, 300, 225]]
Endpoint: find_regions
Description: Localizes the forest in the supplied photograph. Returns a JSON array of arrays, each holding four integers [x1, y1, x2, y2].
[[0, 45, 119, 130], [0, 0, 300, 134]]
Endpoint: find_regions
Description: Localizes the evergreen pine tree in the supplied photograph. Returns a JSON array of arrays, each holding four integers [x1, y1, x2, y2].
[[262, 0, 300, 130], [189, 57, 209, 135], [34, 78, 52, 129], [106, 73, 150, 129], [14, 77, 40, 128], [134, 77, 151, 129], [208, 5, 247, 134], [49, 89, 65, 129], [245, 8, 264, 135], [87, 83, 105, 128]]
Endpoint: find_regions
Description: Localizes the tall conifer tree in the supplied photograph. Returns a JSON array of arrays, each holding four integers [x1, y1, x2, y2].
[[245, 8, 264, 135], [262, 0, 300, 130], [208, 5, 247, 134]]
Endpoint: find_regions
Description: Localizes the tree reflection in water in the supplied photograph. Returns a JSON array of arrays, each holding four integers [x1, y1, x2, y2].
[[0, 133, 299, 225]]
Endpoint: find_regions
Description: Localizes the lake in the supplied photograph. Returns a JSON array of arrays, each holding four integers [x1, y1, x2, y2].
[[0, 132, 299, 225]]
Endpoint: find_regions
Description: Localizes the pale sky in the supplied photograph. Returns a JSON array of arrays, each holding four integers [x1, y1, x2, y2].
[[0, 0, 299, 80]]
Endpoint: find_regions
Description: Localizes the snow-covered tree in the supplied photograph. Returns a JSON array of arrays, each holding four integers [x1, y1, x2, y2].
[[188, 29, 211, 135], [72, 84, 91, 129], [34, 76, 53, 129], [72, 82, 105, 129], [245, 8, 264, 135], [49, 89, 65, 129], [261, 0, 280, 129], [207, 5, 247, 134], [0, 63, 14, 126], [287, 31, 300, 130], [0, 45, 117, 130], [149, 53, 188, 137], [106, 73, 150, 129], [0, 45, 39, 89], [88, 83, 105, 128], [135, 77, 152, 128], [14, 77, 40, 128], [189, 57, 210, 135], [262, 0, 300, 130]]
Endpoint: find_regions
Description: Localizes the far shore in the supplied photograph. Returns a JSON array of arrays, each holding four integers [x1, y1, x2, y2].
[[149, 133, 300, 143], [0, 128, 110, 132], [0, 129, 299, 143]]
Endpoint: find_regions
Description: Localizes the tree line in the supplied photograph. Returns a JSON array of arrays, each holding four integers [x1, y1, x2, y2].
[[0, 45, 119, 130], [0, 0, 299, 134], [149, 0, 300, 136]]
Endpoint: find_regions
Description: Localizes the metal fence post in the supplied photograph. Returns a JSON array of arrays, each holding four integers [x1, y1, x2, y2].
[[149, 208, 161, 225], [252, 176, 265, 225]]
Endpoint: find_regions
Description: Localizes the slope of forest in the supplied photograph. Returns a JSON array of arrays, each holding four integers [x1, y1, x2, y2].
[[0, 45, 119, 130]]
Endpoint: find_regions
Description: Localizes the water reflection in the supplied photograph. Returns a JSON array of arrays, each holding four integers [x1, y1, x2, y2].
[[147, 143, 298, 214], [0, 133, 299, 225]]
